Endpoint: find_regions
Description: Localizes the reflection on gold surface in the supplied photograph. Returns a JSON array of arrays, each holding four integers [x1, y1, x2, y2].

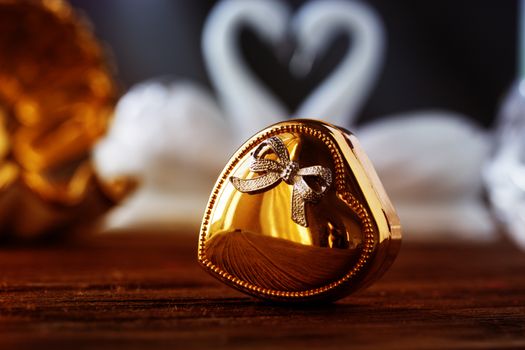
[[199, 120, 401, 302], [0, 0, 116, 238], [206, 230, 359, 291]]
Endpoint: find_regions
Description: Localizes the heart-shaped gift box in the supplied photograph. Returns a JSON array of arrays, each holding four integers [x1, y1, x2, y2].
[[198, 119, 401, 302]]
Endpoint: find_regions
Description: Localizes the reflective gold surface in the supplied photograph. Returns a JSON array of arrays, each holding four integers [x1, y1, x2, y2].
[[0, 0, 116, 239], [198, 119, 401, 302]]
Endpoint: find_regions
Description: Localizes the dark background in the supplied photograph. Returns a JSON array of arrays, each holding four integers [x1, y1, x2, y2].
[[70, 0, 518, 128]]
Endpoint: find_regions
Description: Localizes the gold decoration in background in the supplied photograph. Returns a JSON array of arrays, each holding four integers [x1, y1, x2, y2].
[[198, 120, 401, 302], [0, 0, 117, 240]]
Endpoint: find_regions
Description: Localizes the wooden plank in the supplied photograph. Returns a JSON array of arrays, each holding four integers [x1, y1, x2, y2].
[[0, 233, 524, 349]]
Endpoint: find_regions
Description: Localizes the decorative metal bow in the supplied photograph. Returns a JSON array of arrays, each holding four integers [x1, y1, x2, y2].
[[230, 136, 332, 227]]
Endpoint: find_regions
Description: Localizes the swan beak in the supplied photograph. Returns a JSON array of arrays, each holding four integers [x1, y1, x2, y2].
[[289, 48, 315, 78], [274, 35, 315, 78], [288, 37, 316, 78]]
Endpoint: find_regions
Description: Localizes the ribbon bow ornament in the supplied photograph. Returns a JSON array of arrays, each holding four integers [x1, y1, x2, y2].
[[230, 136, 332, 227]]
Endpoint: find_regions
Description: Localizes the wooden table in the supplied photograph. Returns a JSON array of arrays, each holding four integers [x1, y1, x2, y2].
[[1, 232, 524, 349]]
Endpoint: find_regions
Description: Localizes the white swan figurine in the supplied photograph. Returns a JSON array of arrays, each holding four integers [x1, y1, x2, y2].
[[295, 1, 495, 239], [202, 0, 289, 143], [94, 1, 290, 231]]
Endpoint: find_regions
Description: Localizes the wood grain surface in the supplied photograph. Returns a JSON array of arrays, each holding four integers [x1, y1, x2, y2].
[[1, 232, 524, 350]]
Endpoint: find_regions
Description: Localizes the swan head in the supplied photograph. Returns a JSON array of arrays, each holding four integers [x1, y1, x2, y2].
[[290, 0, 384, 76], [203, 0, 290, 48]]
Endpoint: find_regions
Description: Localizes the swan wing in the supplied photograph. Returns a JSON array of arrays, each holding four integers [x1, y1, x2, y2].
[[357, 111, 495, 238], [94, 80, 232, 231]]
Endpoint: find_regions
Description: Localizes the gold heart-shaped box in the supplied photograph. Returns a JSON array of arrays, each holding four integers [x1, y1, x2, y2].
[[198, 119, 401, 302]]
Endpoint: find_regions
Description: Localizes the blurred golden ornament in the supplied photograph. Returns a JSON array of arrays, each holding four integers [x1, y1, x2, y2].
[[0, 0, 117, 240], [198, 119, 401, 302]]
